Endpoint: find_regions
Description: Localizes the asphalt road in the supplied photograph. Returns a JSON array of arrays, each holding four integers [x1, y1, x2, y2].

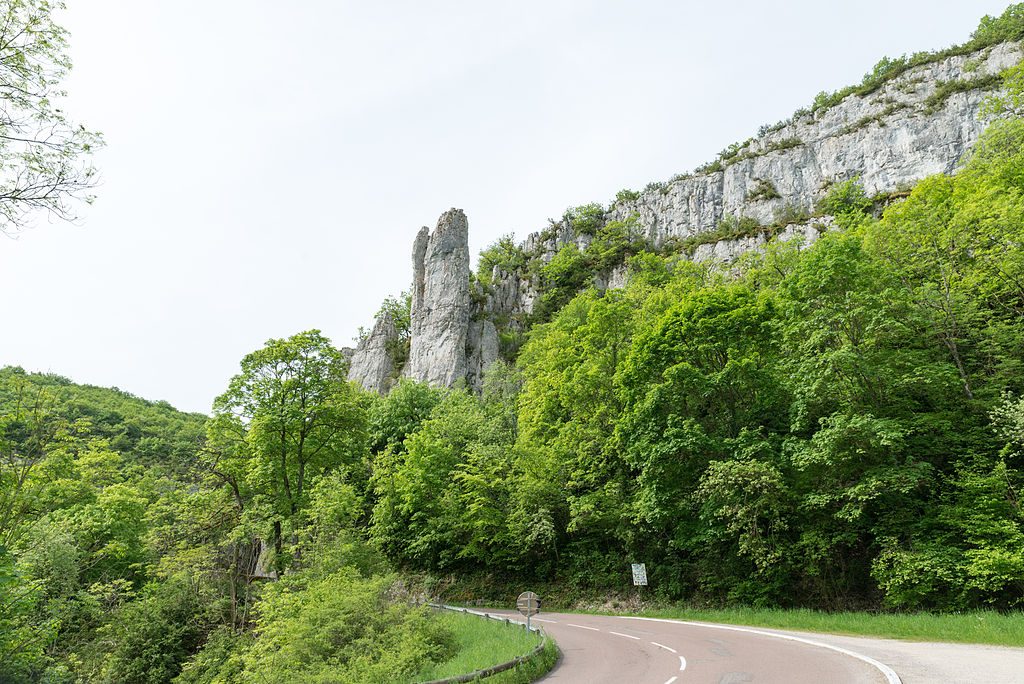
[[477, 608, 1024, 683], [488, 610, 892, 684]]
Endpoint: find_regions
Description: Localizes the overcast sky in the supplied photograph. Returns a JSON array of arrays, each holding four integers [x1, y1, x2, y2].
[[0, 1, 1013, 414]]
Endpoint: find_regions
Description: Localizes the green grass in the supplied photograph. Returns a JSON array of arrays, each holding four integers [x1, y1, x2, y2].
[[606, 606, 1024, 647], [412, 610, 554, 683]]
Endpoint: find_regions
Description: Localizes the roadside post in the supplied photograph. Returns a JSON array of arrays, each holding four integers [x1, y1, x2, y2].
[[631, 562, 647, 598], [516, 591, 540, 632]]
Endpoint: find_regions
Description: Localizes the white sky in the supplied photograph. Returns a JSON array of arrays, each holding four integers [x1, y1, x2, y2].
[[0, 1, 1013, 414]]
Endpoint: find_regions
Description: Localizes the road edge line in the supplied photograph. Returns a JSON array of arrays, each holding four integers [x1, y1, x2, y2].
[[623, 616, 901, 684]]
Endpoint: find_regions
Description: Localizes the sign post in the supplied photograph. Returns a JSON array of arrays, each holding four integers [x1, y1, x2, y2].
[[516, 591, 540, 631], [631, 563, 648, 588]]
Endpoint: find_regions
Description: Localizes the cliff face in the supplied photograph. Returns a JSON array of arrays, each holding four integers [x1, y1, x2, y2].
[[405, 209, 473, 387], [346, 313, 398, 395], [604, 42, 1021, 246], [349, 41, 1022, 394]]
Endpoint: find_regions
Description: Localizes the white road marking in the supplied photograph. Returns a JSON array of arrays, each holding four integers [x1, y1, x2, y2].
[[610, 631, 641, 640], [679, 655, 687, 671], [651, 641, 677, 654], [624, 617, 901, 684], [533, 618, 558, 624], [567, 623, 601, 631], [664, 677, 678, 684]]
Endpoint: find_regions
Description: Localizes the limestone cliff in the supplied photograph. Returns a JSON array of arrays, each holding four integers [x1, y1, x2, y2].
[[478, 42, 1021, 326], [346, 313, 398, 395], [349, 40, 1022, 394], [405, 209, 472, 387], [604, 42, 1021, 247]]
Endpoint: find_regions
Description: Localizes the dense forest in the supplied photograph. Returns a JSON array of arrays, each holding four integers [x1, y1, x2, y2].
[[3, 6, 1024, 684]]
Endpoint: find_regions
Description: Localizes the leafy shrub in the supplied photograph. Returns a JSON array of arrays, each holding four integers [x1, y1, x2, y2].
[[614, 188, 640, 204], [771, 203, 811, 226], [719, 138, 756, 164], [836, 103, 908, 136], [972, 4, 1024, 45], [696, 160, 724, 174], [477, 235, 528, 285], [810, 3, 1024, 115], [817, 178, 872, 217], [565, 203, 605, 235], [769, 137, 803, 153], [924, 73, 1002, 114], [95, 579, 218, 684], [226, 570, 456, 683], [534, 244, 591, 320], [758, 120, 789, 136], [587, 217, 646, 272], [718, 214, 764, 237], [748, 178, 781, 202]]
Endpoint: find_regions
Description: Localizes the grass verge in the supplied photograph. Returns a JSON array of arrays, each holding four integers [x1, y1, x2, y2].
[[412, 610, 557, 683], [611, 606, 1024, 647]]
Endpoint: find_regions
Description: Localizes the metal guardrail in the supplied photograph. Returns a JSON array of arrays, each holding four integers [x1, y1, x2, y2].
[[421, 603, 548, 684]]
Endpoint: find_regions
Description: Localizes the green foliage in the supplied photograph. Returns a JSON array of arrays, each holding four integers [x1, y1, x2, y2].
[[371, 79, 1024, 611], [95, 579, 218, 684], [376, 291, 411, 340], [817, 178, 872, 218], [809, 4, 1024, 115], [837, 103, 909, 137], [983, 61, 1024, 118], [972, 4, 1024, 45], [771, 203, 811, 227], [367, 292, 413, 372], [477, 234, 529, 285], [233, 570, 455, 683], [370, 386, 520, 573], [0, 547, 50, 683], [695, 159, 724, 174], [747, 178, 781, 202], [526, 216, 650, 322], [673, 214, 767, 253], [614, 188, 640, 204], [412, 611, 545, 682], [368, 378, 443, 455], [924, 72, 1003, 114], [565, 203, 605, 235], [0, 0, 103, 234], [533, 243, 591, 321], [587, 217, 645, 272], [208, 331, 367, 573]]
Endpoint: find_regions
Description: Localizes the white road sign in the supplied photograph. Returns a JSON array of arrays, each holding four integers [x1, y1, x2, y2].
[[631, 563, 648, 586]]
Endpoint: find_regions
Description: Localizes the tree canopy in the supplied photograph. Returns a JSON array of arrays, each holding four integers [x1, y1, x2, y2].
[[0, 0, 102, 234]]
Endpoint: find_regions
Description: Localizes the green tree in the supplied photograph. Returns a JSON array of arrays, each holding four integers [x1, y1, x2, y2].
[[209, 330, 368, 572], [0, 0, 102, 233]]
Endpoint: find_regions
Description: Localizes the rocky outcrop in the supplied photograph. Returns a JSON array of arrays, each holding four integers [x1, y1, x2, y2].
[[405, 209, 472, 387], [475, 41, 1021, 324], [347, 313, 398, 394], [350, 41, 1022, 394], [466, 317, 500, 392], [690, 217, 836, 264], [604, 42, 1021, 246]]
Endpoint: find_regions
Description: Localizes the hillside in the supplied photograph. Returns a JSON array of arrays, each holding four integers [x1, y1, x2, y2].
[[339, 4, 1024, 613], [0, 366, 207, 475]]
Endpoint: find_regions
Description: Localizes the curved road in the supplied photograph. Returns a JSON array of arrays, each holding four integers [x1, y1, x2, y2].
[[489, 610, 892, 684]]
